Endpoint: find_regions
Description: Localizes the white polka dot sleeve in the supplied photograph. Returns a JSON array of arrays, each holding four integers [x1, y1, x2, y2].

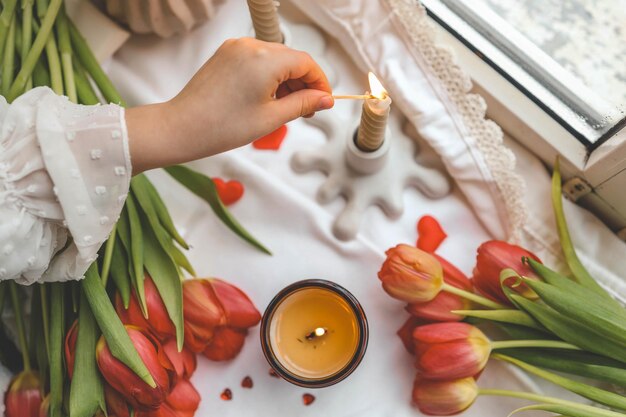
[[0, 87, 131, 285]]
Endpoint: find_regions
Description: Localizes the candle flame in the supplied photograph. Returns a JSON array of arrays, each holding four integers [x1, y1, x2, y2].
[[314, 327, 326, 337], [368, 72, 388, 100]]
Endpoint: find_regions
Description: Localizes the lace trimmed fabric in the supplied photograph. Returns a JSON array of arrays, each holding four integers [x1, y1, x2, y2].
[[0, 87, 131, 284]]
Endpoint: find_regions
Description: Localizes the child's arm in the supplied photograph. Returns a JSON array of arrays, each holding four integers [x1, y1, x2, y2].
[[125, 38, 334, 174]]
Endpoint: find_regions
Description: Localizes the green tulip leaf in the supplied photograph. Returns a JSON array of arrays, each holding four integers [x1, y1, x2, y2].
[[552, 159, 613, 299], [526, 258, 626, 315], [141, 215, 185, 350], [49, 282, 65, 417], [131, 175, 195, 276], [510, 294, 626, 363], [165, 165, 271, 255], [135, 174, 189, 249], [125, 192, 147, 317], [29, 286, 49, 385], [494, 322, 558, 340], [509, 403, 626, 417], [82, 265, 155, 387], [494, 354, 626, 411], [109, 235, 131, 308], [501, 348, 626, 388], [453, 309, 543, 330], [521, 278, 626, 346], [70, 293, 106, 417]]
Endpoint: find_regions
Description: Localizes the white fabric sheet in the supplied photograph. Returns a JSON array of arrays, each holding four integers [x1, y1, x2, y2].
[[108, 0, 547, 415]]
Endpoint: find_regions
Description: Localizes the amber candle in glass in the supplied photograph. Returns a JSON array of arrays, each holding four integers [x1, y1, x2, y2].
[[260, 279, 368, 388]]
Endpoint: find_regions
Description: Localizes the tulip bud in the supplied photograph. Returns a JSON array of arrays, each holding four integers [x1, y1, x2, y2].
[[162, 339, 197, 380], [183, 278, 261, 353], [209, 279, 262, 329], [378, 244, 444, 303], [203, 327, 247, 361], [104, 383, 131, 417], [182, 279, 226, 352], [116, 275, 176, 340], [4, 371, 43, 417], [412, 376, 478, 415], [397, 316, 428, 355], [406, 255, 472, 322], [413, 323, 490, 380], [65, 320, 78, 379], [473, 241, 541, 305], [165, 379, 201, 417], [96, 326, 176, 411]]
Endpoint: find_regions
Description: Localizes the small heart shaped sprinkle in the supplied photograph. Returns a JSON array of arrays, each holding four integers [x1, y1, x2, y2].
[[220, 388, 232, 401], [416, 215, 447, 252], [252, 125, 288, 150], [241, 376, 253, 388], [213, 178, 244, 206], [302, 393, 315, 406]]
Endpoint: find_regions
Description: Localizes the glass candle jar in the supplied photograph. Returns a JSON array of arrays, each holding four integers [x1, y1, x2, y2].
[[260, 279, 368, 388]]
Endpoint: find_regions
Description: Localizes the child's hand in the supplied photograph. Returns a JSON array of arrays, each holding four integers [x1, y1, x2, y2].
[[126, 38, 333, 174]]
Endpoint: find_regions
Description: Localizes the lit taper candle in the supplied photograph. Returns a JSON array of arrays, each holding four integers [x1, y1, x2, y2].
[[356, 72, 392, 152], [247, 0, 283, 43]]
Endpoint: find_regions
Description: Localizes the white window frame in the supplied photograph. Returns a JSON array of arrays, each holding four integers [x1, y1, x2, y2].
[[421, 0, 626, 236]]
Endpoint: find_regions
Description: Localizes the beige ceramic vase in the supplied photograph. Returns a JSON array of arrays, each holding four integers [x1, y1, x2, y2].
[[105, 0, 216, 37]]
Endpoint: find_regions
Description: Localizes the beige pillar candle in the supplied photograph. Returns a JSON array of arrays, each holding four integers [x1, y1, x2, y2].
[[356, 72, 392, 152], [247, 0, 283, 43]]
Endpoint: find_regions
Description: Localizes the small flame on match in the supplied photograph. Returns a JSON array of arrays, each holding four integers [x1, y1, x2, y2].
[[368, 72, 388, 100]]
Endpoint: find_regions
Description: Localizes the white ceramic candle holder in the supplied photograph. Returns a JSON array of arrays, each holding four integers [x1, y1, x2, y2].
[[291, 111, 451, 241]]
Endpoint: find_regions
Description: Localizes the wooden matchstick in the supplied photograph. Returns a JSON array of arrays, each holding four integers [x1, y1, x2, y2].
[[332, 94, 376, 100]]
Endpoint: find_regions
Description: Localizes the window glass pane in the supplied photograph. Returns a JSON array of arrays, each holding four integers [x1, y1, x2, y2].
[[429, 0, 626, 145]]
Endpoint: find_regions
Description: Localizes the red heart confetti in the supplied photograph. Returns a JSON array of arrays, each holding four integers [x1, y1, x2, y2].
[[302, 393, 315, 406], [241, 376, 253, 389], [213, 178, 244, 206], [252, 125, 288, 150], [220, 388, 232, 401], [268, 368, 279, 378], [416, 215, 447, 253]]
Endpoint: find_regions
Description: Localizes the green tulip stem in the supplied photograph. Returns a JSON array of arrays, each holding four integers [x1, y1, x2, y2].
[[441, 283, 507, 310], [478, 389, 626, 417], [8, 282, 31, 371], [100, 225, 117, 287], [40, 284, 50, 356], [7, 0, 61, 101], [491, 339, 581, 351], [21, 0, 34, 91]]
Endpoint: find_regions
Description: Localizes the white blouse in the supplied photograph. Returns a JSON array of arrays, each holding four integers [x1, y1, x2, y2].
[[0, 87, 131, 285]]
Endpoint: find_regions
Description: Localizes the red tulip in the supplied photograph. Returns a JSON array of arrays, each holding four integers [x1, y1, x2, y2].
[[96, 326, 176, 411], [413, 323, 490, 380], [135, 404, 178, 417], [165, 379, 201, 417], [378, 244, 443, 303], [473, 240, 541, 305], [182, 279, 226, 352], [412, 376, 478, 415], [203, 327, 248, 361], [104, 383, 131, 417], [182, 278, 261, 353], [4, 371, 42, 417], [406, 255, 472, 322], [162, 339, 197, 380], [397, 316, 429, 355], [65, 320, 78, 379], [116, 275, 176, 340], [210, 279, 262, 329]]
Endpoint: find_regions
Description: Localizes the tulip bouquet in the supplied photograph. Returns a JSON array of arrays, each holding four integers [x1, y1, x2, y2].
[[379, 162, 626, 416], [0, 1, 267, 416]]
